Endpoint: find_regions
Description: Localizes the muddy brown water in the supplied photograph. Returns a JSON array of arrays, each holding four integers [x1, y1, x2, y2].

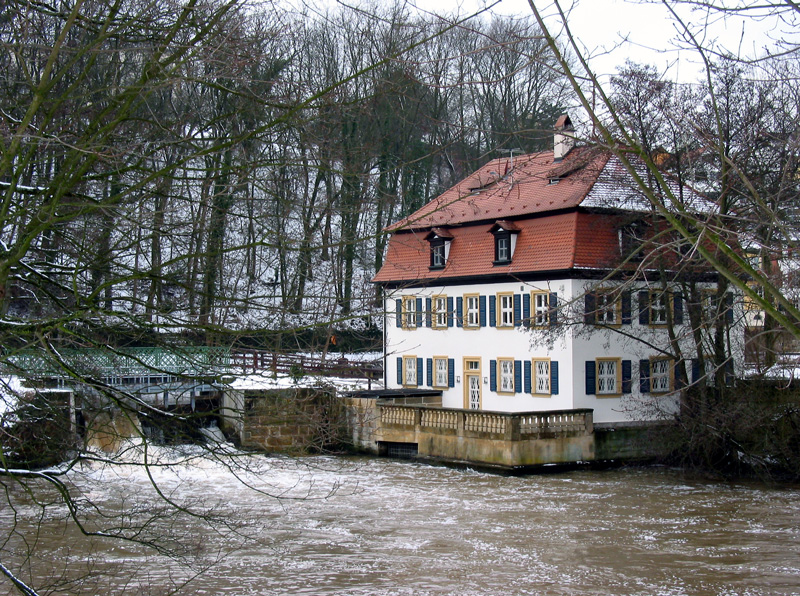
[[2, 450, 799, 595]]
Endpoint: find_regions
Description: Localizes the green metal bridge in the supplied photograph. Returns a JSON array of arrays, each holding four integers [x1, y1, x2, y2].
[[1, 347, 232, 381]]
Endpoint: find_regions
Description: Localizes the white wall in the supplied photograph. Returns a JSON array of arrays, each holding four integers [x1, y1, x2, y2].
[[384, 278, 741, 424]]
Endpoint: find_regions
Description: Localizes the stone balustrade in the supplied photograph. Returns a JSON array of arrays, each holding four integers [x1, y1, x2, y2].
[[380, 405, 593, 439]]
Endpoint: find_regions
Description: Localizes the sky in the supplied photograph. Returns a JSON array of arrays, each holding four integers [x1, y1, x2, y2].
[[447, 0, 797, 82]]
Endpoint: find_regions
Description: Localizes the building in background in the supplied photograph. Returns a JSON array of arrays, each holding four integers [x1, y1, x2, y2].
[[373, 116, 743, 424]]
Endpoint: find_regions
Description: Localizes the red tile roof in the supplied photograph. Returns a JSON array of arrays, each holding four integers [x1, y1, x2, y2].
[[372, 211, 623, 284], [373, 143, 717, 285], [373, 145, 626, 284], [387, 147, 610, 232]]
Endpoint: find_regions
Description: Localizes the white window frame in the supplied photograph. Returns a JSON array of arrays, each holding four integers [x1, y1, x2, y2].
[[596, 292, 618, 325], [403, 356, 417, 387], [498, 293, 514, 327], [651, 358, 672, 393], [402, 296, 417, 329], [433, 295, 447, 329], [431, 242, 445, 268], [433, 356, 448, 388], [498, 358, 514, 394], [465, 294, 480, 329], [597, 358, 620, 395], [533, 292, 550, 327], [650, 292, 669, 325], [534, 359, 551, 395]]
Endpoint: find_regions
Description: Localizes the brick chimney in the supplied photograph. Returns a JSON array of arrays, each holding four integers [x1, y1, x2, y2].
[[553, 114, 574, 162]]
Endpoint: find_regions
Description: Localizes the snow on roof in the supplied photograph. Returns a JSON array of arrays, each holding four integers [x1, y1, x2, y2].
[[582, 154, 711, 213]]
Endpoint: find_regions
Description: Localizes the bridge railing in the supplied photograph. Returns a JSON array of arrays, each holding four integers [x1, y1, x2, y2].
[[231, 350, 383, 380], [1, 347, 232, 379], [2, 347, 383, 383]]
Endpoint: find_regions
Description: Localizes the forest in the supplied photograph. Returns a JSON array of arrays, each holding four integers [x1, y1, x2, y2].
[[2, 0, 798, 358], [0, 0, 578, 357]]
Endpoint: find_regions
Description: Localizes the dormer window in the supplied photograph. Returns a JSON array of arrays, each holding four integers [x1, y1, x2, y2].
[[426, 227, 453, 270], [496, 233, 511, 262], [431, 239, 446, 268], [490, 221, 520, 265], [619, 220, 648, 262]]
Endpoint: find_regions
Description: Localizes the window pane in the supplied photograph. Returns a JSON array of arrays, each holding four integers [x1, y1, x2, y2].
[[535, 360, 550, 393], [598, 293, 616, 324], [497, 237, 509, 261], [405, 358, 416, 385], [535, 293, 549, 325], [432, 244, 445, 267], [651, 293, 668, 324], [435, 358, 448, 386], [404, 298, 416, 328], [435, 297, 447, 327], [467, 296, 479, 327], [652, 359, 670, 392], [500, 360, 514, 391], [500, 295, 514, 326], [597, 360, 617, 394]]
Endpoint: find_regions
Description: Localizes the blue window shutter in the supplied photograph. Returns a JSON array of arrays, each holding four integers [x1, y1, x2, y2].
[[622, 291, 632, 325], [639, 359, 651, 393], [725, 359, 734, 386], [416, 298, 423, 327], [522, 293, 531, 328], [490, 360, 497, 392], [479, 295, 487, 327], [549, 293, 558, 325], [584, 293, 596, 324], [456, 297, 463, 328], [585, 361, 596, 395], [725, 292, 734, 324], [524, 360, 532, 393], [396, 299, 402, 327], [513, 294, 522, 327], [426, 358, 433, 387], [448, 359, 455, 387], [425, 298, 432, 327], [489, 295, 496, 327], [416, 357, 423, 387], [514, 360, 522, 393], [675, 360, 686, 389], [551, 361, 559, 394], [447, 296, 454, 327], [397, 357, 403, 385], [638, 291, 650, 325], [622, 360, 632, 394], [691, 358, 700, 384], [673, 292, 684, 324]]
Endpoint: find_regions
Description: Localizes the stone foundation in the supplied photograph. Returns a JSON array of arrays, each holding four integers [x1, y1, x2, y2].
[[238, 387, 346, 454]]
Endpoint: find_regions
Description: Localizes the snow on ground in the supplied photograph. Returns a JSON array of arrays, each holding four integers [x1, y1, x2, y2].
[[230, 371, 383, 392], [0, 376, 26, 418]]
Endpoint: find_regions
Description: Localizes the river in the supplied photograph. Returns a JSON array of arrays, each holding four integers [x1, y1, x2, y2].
[[2, 447, 799, 596]]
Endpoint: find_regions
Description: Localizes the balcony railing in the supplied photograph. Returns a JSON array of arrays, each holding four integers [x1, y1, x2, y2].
[[380, 405, 593, 439]]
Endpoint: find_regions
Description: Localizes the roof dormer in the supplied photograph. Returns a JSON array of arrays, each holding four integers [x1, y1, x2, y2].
[[489, 221, 520, 265], [426, 227, 453, 270]]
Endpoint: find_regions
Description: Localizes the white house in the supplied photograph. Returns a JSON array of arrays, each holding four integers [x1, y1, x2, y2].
[[373, 116, 743, 425]]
